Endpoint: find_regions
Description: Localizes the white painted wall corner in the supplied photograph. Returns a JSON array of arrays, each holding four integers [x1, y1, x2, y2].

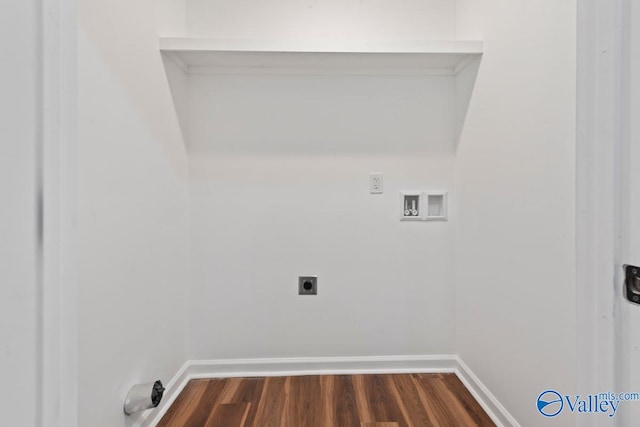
[[454, 357, 521, 427]]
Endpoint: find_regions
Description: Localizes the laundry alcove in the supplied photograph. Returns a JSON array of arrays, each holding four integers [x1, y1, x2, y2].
[[158, 35, 482, 362], [71, 1, 579, 426]]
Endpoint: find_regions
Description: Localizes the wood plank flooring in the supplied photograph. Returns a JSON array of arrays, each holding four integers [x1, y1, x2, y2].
[[157, 373, 495, 427]]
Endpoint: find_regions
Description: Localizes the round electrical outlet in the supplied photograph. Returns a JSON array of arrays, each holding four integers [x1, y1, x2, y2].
[[298, 276, 318, 295]]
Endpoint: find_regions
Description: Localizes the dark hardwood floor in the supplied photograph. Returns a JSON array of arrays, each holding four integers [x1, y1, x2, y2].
[[157, 373, 495, 427]]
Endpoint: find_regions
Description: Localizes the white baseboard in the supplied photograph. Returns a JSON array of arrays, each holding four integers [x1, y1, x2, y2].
[[453, 356, 520, 427], [188, 354, 457, 378], [140, 355, 518, 427]]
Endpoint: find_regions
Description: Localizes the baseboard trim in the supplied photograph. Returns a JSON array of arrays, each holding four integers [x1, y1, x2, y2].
[[188, 354, 457, 379], [141, 355, 518, 427], [454, 357, 520, 427]]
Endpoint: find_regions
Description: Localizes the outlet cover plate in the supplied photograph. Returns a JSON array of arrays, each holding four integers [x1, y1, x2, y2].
[[370, 173, 383, 194], [298, 276, 318, 295]]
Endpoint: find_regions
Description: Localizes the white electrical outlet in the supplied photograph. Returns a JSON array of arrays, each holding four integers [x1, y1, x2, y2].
[[370, 173, 383, 194]]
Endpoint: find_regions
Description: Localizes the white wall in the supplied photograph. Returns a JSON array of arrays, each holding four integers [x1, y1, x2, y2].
[[73, 0, 579, 425], [455, 1, 577, 426], [188, 73, 457, 359], [77, 1, 189, 426], [0, 1, 40, 425], [156, 0, 186, 37], [185, 0, 456, 41]]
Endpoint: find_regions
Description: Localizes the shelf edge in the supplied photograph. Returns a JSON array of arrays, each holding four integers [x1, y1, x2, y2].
[[158, 37, 484, 55]]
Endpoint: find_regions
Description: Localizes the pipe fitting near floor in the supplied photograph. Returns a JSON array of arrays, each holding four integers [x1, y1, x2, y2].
[[123, 380, 165, 416]]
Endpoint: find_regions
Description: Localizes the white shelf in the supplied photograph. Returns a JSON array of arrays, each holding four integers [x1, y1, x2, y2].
[[159, 38, 483, 75]]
